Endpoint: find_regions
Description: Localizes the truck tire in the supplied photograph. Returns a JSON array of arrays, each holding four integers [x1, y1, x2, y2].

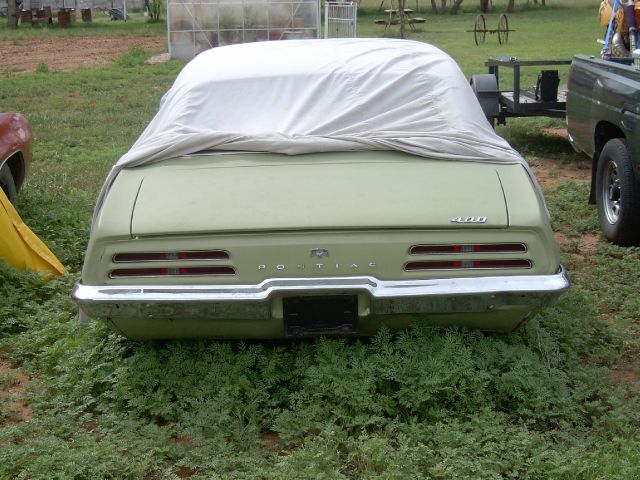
[[595, 138, 640, 246], [0, 164, 18, 206]]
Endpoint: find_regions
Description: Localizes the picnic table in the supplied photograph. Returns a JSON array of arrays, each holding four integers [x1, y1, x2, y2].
[[374, 1, 425, 31]]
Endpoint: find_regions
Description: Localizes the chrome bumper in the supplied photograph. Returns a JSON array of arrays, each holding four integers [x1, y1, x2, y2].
[[72, 268, 570, 321]]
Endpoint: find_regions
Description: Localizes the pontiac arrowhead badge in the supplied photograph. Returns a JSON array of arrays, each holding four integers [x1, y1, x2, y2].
[[310, 248, 330, 258]]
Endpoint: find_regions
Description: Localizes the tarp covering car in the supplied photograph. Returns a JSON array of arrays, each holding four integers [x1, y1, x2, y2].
[[0, 188, 65, 279], [95, 38, 528, 216]]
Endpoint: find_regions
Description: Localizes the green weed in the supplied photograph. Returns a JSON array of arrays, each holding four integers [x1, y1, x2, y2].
[[548, 180, 600, 237], [0, 274, 636, 478], [35, 61, 49, 74], [115, 45, 150, 67]]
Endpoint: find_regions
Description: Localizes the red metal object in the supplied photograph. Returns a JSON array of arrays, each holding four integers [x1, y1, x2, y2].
[[19, 9, 32, 25], [0, 113, 32, 195], [33, 8, 52, 26], [57, 8, 72, 27], [81, 7, 92, 22]]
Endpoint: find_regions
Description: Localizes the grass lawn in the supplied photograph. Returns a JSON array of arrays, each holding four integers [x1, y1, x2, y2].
[[0, 12, 166, 40], [1, 1, 640, 478]]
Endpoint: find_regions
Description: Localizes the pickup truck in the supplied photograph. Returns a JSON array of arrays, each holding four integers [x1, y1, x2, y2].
[[566, 54, 640, 246]]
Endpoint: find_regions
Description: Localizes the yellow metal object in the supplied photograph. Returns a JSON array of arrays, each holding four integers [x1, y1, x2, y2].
[[0, 188, 65, 279], [599, 0, 613, 27]]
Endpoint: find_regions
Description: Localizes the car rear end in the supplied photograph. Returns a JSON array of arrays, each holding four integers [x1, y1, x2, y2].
[[72, 151, 568, 339]]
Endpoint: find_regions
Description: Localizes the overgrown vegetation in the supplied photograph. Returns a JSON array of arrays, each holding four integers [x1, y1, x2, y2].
[[1, 2, 639, 478], [149, 0, 164, 22]]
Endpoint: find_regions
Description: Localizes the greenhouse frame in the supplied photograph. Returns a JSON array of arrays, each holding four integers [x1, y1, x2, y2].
[[167, 0, 321, 59]]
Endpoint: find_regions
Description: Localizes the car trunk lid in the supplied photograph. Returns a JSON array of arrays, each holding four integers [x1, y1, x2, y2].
[[130, 157, 509, 236]]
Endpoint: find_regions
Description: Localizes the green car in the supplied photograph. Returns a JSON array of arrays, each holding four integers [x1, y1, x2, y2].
[[72, 39, 569, 339]]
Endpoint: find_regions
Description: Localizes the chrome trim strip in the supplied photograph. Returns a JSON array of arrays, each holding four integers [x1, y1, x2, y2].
[[73, 267, 569, 304]]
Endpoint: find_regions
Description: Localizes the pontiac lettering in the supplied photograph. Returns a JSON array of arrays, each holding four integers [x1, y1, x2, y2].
[[257, 262, 377, 271]]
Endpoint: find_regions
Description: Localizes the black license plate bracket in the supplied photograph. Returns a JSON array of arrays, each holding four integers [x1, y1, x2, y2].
[[283, 295, 358, 336]]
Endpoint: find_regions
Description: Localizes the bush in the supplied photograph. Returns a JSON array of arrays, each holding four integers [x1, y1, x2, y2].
[[149, 0, 162, 21]]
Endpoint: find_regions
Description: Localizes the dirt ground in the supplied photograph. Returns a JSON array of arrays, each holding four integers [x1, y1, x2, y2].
[[0, 360, 32, 424], [531, 128, 592, 189], [531, 155, 592, 189], [0, 35, 166, 74]]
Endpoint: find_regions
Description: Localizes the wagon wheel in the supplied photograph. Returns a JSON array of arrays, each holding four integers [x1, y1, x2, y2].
[[473, 14, 486, 45], [497, 14, 509, 44]]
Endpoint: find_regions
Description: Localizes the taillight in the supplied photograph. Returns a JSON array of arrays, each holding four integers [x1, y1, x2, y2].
[[110, 250, 234, 277], [110, 266, 236, 278], [404, 259, 531, 271], [113, 250, 229, 262], [409, 243, 527, 255]]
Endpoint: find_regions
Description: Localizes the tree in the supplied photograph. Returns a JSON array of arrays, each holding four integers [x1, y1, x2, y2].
[[480, 0, 491, 13], [7, 0, 19, 29], [430, 0, 465, 14], [450, 0, 464, 14], [506, 0, 515, 12], [399, 0, 406, 39]]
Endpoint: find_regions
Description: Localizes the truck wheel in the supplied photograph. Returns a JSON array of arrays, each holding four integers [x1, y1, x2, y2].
[[596, 138, 640, 246], [0, 164, 18, 206]]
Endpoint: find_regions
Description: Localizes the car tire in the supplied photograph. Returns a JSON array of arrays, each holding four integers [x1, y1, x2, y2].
[[595, 138, 640, 246], [0, 164, 18, 206]]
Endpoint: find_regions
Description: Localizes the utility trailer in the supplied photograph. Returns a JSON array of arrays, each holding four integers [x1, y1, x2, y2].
[[471, 57, 571, 125]]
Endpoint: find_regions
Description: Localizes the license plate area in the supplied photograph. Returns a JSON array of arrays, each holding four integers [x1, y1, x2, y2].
[[283, 295, 358, 337]]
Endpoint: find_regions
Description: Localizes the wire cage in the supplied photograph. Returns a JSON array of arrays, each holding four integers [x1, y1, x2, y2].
[[167, 0, 321, 59], [324, 1, 356, 38]]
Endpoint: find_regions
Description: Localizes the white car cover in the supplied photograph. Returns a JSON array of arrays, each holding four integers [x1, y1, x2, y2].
[[95, 38, 528, 218]]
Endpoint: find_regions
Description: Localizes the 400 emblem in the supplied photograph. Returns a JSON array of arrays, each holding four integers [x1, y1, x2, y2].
[[450, 216, 487, 224]]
